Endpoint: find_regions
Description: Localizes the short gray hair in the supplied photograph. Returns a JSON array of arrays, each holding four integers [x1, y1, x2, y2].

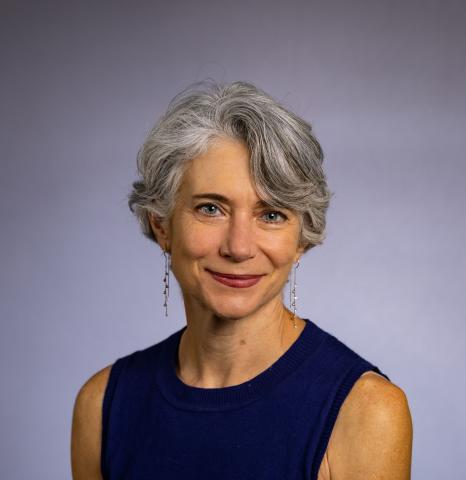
[[128, 80, 332, 253]]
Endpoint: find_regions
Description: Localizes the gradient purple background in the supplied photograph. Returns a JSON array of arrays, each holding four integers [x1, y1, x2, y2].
[[1, 1, 465, 478]]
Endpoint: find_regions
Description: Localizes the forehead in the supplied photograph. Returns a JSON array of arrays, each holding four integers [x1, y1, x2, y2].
[[180, 138, 257, 198]]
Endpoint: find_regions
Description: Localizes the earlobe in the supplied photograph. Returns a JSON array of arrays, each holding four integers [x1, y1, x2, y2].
[[148, 212, 170, 248], [295, 249, 304, 264], [148, 212, 158, 237]]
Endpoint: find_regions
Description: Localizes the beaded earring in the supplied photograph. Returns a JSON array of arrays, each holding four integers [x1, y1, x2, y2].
[[163, 250, 170, 317], [289, 259, 300, 329]]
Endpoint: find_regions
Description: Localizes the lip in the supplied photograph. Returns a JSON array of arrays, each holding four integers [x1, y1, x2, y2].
[[206, 269, 264, 288]]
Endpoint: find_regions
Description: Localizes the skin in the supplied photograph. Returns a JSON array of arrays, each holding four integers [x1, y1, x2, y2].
[[71, 137, 413, 479], [149, 136, 307, 388]]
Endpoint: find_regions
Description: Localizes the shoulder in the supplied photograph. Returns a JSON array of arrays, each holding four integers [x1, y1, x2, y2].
[[71, 364, 113, 480], [327, 371, 413, 480], [72, 365, 113, 424]]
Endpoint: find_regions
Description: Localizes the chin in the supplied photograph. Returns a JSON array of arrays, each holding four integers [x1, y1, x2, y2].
[[207, 297, 264, 321]]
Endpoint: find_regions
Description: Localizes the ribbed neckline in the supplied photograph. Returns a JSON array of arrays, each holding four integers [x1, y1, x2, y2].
[[155, 318, 325, 412]]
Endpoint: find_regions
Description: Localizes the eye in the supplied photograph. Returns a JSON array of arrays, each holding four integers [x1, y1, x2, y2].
[[262, 211, 288, 223], [196, 203, 222, 216]]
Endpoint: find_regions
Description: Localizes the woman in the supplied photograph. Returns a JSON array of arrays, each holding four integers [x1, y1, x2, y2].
[[71, 81, 413, 479]]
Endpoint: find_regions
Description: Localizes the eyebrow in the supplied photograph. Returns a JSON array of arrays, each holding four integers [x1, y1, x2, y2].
[[191, 193, 274, 209]]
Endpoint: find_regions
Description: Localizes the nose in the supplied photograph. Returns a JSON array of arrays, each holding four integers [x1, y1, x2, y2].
[[220, 211, 257, 261]]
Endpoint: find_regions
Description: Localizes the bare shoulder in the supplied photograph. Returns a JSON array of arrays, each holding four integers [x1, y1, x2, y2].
[[327, 370, 413, 480], [71, 364, 113, 480]]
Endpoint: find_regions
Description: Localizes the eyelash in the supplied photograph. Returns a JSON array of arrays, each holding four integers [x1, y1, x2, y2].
[[196, 203, 288, 223]]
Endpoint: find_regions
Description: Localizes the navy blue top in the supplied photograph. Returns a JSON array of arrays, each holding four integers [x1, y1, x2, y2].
[[101, 318, 390, 479]]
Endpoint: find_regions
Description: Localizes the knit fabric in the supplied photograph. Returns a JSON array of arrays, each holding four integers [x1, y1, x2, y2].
[[101, 318, 390, 479]]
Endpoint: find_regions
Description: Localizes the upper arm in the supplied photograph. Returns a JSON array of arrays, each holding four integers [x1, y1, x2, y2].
[[327, 371, 413, 480], [71, 365, 112, 480]]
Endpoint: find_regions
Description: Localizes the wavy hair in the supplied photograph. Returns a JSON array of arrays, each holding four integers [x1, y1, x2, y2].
[[128, 80, 332, 253]]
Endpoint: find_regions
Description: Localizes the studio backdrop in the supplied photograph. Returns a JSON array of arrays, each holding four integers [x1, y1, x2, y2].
[[1, 1, 465, 478]]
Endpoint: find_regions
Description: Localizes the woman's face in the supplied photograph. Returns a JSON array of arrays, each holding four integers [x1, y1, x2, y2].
[[149, 137, 304, 320]]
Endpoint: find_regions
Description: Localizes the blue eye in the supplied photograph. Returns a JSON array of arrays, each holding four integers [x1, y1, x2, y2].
[[197, 203, 220, 215], [196, 203, 287, 223], [263, 211, 287, 223]]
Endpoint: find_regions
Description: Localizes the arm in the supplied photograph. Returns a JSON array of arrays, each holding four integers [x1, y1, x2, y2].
[[70, 365, 112, 480], [327, 371, 413, 480]]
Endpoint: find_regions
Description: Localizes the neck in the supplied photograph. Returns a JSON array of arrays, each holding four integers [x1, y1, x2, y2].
[[176, 305, 306, 389]]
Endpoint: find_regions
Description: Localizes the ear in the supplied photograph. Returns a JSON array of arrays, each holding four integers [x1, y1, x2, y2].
[[294, 244, 305, 264], [148, 212, 171, 252]]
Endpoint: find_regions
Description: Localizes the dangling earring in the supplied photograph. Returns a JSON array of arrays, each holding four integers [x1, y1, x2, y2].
[[289, 259, 300, 329], [163, 250, 170, 317]]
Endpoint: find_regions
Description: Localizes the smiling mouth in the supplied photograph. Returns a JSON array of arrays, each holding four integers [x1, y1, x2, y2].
[[205, 269, 264, 279], [206, 269, 265, 288]]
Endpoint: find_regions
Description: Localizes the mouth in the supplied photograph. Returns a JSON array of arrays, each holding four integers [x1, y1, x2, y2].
[[206, 269, 265, 288]]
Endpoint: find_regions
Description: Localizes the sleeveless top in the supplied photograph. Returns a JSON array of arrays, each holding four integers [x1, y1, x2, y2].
[[101, 318, 390, 480]]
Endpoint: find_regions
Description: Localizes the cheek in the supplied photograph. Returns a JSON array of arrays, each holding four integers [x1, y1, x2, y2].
[[261, 234, 299, 267], [169, 223, 214, 291], [175, 220, 221, 259]]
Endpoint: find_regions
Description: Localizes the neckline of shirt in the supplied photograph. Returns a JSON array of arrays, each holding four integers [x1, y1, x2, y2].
[[155, 317, 326, 412]]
